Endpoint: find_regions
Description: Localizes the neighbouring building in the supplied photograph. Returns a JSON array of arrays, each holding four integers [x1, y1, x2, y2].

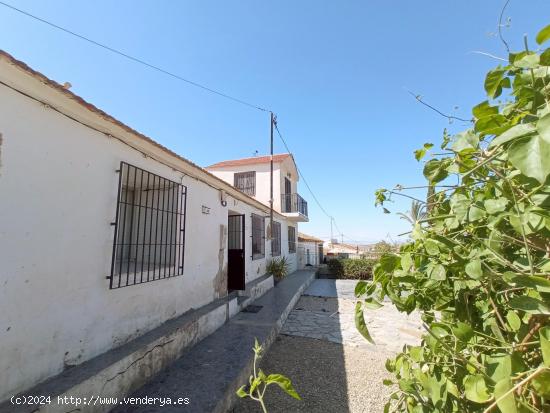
[[297, 233, 323, 268], [324, 241, 362, 259], [0, 51, 308, 403]]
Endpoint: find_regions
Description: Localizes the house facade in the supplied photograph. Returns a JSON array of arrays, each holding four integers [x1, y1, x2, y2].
[[297, 233, 324, 268], [0, 51, 306, 402]]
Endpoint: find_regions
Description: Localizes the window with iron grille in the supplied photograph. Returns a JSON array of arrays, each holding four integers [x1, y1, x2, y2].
[[109, 162, 187, 289], [234, 171, 256, 196], [288, 226, 296, 253], [271, 221, 281, 256], [251, 213, 265, 260]]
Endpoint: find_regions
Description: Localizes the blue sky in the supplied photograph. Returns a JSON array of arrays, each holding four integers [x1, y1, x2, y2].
[[1, 0, 548, 243]]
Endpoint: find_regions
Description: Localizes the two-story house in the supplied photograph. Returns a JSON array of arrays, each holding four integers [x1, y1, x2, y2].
[[206, 153, 309, 222]]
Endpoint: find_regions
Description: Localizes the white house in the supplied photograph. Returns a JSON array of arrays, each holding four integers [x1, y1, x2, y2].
[[297, 233, 323, 268], [0, 50, 307, 403]]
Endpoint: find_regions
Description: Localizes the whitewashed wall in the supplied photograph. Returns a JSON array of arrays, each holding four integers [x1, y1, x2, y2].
[[0, 71, 296, 401]]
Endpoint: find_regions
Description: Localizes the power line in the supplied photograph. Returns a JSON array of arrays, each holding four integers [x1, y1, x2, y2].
[[273, 121, 345, 237], [0, 1, 269, 112], [1, 0, 347, 239]]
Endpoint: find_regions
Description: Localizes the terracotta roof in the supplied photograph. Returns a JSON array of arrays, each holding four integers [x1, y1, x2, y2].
[[298, 232, 323, 243], [0, 50, 287, 217], [206, 154, 291, 169]]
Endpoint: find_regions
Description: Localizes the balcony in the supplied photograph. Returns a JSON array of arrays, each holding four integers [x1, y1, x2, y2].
[[280, 193, 308, 222]]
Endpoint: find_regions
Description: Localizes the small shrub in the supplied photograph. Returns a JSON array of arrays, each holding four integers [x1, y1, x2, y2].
[[327, 258, 375, 280], [236, 338, 301, 412], [266, 256, 290, 280]]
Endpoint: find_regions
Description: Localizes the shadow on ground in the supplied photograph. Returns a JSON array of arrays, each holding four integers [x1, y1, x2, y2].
[[232, 279, 409, 413]]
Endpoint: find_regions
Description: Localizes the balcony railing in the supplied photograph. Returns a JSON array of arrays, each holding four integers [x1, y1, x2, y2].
[[281, 193, 308, 217]]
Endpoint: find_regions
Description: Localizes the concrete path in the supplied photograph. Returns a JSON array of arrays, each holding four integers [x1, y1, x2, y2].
[[283, 279, 422, 352], [234, 279, 423, 413], [111, 270, 315, 413]]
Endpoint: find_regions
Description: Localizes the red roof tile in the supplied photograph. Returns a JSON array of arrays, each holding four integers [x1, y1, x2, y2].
[[206, 154, 291, 169]]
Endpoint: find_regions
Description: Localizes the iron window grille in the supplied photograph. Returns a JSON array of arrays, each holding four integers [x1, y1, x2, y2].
[[234, 171, 256, 196], [288, 226, 296, 253], [251, 213, 265, 260], [271, 221, 281, 256], [109, 162, 187, 289]]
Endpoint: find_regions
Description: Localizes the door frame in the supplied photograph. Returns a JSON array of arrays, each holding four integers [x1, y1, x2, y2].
[[227, 214, 246, 291]]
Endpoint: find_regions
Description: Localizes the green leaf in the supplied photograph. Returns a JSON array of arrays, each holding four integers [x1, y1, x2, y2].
[[472, 101, 499, 119], [509, 134, 550, 184], [532, 370, 550, 397], [364, 297, 383, 309], [249, 376, 261, 395], [489, 123, 536, 148], [512, 52, 540, 69], [465, 259, 483, 279], [265, 374, 301, 400], [414, 143, 433, 161], [451, 130, 479, 152], [379, 254, 400, 272], [355, 281, 368, 297], [485, 68, 507, 98], [450, 193, 470, 221], [236, 385, 248, 398], [506, 311, 522, 331], [424, 239, 440, 255], [536, 112, 550, 142], [484, 198, 509, 214], [486, 354, 512, 382], [446, 380, 459, 398], [423, 159, 449, 183], [508, 296, 550, 314], [468, 205, 486, 222], [540, 327, 550, 367], [504, 273, 550, 293], [428, 263, 446, 280], [494, 378, 517, 413], [463, 374, 491, 403], [452, 321, 474, 342], [536, 24, 550, 45], [355, 302, 375, 344], [475, 114, 507, 136]]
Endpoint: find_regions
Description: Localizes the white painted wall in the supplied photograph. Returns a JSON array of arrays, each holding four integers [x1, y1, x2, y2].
[[207, 157, 300, 214], [0, 68, 296, 401], [298, 241, 322, 269]]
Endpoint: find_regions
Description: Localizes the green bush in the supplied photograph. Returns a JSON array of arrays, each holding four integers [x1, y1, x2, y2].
[[327, 258, 375, 280], [357, 26, 550, 413]]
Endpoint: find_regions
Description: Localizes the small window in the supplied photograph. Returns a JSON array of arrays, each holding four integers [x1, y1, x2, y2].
[[234, 171, 256, 196], [288, 226, 296, 253], [271, 221, 281, 256], [110, 162, 187, 289], [251, 213, 265, 260]]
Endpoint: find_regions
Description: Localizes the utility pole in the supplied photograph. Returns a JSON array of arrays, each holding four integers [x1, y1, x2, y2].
[[330, 217, 333, 245], [341, 234, 344, 244], [269, 112, 275, 241]]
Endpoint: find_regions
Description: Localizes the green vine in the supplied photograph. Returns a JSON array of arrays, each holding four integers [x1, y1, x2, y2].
[[358, 25, 550, 412]]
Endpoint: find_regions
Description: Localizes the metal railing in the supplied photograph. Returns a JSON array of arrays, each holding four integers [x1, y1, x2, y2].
[[280, 193, 308, 217]]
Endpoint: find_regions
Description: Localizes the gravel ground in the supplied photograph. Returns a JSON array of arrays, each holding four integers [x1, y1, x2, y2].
[[232, 335, 394, 413]]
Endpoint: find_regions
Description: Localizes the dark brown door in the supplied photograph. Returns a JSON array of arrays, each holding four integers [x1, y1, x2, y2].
[[284, 177, 291, 212], [228, 214, 245, 290]]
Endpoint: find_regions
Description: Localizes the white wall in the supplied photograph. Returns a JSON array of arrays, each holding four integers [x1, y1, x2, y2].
[[0, 76, 295, 401], [298, 241, 321, 269]]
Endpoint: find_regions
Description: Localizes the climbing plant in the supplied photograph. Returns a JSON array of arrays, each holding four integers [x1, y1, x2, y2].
[[356, 25, 550, 412]]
